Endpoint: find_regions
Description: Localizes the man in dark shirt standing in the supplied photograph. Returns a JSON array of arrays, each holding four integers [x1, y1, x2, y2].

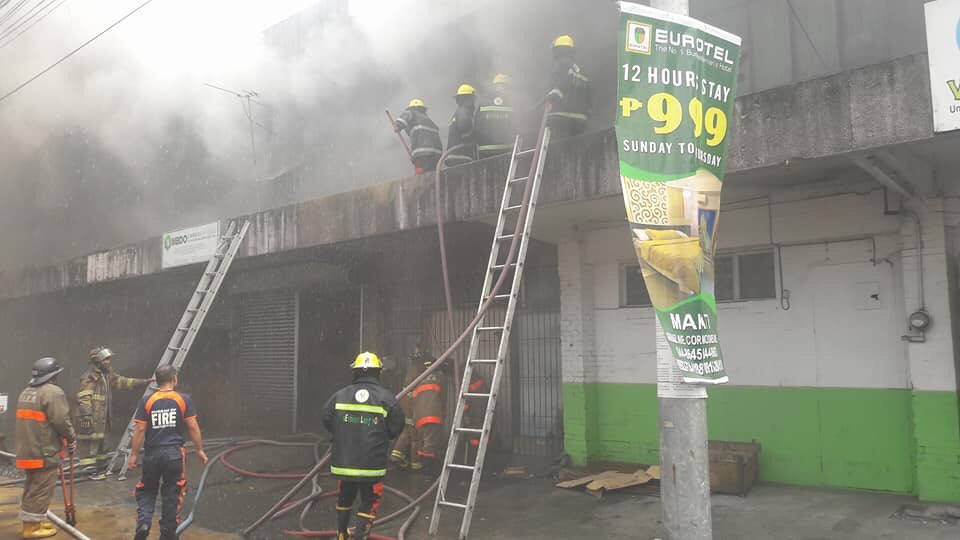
[[128, 365, 207, 540]]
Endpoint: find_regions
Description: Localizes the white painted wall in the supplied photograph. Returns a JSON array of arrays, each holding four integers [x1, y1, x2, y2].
[[559, 188, 939, 390]]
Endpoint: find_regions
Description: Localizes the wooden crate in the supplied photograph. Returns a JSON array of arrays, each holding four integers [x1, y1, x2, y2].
[[708, 440, 760, 496]]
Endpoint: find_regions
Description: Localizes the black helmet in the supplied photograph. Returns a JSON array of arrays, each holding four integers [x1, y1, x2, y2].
[[30, 357, 63, 387]]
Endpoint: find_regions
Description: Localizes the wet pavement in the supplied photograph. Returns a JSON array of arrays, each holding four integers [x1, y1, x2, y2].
[[3, 444, 960, 539]]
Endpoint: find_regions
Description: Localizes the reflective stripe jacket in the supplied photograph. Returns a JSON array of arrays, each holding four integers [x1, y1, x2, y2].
[[476, 93, 515, 154], [408, 362, 444, 428], [322, 376, 404, 480], [15, 383, 76, 469], [549, 58, 592, 122], [395, 107, 443, 159], [447, 102, 477, 162], [75, 367, 147, 440]]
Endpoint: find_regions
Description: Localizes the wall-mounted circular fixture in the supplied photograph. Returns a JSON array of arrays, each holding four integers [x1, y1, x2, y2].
[[908, 310, 931, 332]]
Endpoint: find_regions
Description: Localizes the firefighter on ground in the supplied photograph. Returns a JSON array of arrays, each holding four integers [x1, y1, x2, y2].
[[322, 352, 404, 540], [546, 35, 592, 137], [476, 73, 516, 159], [389, 344, 444, 471], [394, 98, 444, 174], [128, 365, 207, 540], [445, 83, 478, 166], [15, 357, 77, 539], [75, 346, 151, 477]]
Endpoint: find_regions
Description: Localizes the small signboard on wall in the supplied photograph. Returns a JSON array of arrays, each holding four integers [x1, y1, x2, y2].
[[161, 222, 220, 269]]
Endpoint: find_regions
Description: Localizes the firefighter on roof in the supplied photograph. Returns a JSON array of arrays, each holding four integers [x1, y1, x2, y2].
[[476, 73, 516, 159], [15, 357, 77, 539], [547, 35, 592, 137], [446, 83, 478, 166], [74, 346, 151, 477], [394, 98, 444, 174], [322, 352, 405, 540]]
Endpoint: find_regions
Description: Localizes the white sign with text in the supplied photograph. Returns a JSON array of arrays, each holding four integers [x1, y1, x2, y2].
[[161, 222, 220, 269]]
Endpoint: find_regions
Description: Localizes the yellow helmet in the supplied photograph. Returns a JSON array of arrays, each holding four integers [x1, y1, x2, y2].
[[408, 98, 425, 108], [492, 73, 511, 86], [351, 352, 382, 370], [455, 83, 476, 97], [553, 35, 575, 48]]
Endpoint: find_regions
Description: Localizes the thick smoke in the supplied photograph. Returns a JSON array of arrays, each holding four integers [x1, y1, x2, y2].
[[0, 0, 618, 272]]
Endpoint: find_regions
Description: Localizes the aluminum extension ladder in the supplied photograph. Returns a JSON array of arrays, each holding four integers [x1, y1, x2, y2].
[[105, 219, 250, 479], [429, 124, 551, 539]]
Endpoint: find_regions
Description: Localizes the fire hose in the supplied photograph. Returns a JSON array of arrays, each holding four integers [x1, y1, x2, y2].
[[241, 104, 553, 538]]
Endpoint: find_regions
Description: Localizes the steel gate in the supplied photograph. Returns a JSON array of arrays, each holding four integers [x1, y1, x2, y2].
[[238, 289, 299, 433]]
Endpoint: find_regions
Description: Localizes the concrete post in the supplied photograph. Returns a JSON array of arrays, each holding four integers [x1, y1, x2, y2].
[[647, 1, 713, 539]]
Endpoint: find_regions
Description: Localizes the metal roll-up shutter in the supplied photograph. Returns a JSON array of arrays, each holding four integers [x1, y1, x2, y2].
[[239, 289, 299, 433]]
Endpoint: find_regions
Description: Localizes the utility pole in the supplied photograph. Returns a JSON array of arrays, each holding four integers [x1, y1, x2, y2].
[[651, 3, 712, 540]]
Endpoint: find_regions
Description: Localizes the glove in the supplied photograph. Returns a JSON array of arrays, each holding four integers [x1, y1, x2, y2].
[[77, 416, 94, 436], [394, 121, 403, 133], [547, 88, 564, 102], [66, 440, 77, 454]]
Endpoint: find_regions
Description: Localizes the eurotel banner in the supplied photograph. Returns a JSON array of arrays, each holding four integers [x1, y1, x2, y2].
[[615, 2, 741, 384]]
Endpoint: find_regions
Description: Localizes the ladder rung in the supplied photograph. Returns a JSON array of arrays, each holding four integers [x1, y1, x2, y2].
[[176, 327, 192, 332], [517, 149, 535, 157], [476, 326, 505, 332], [503, 204, 523, 211], [470, 359, 498, 364], [486, 293, 512, 301], [220, 235, 237, 240], [497, 234, 514, 241], [167, 346, 181, 350], [204, 271, 219, 276], [464, 392, 491, 398], [439, 500, 468, 510], [510, 176, 528, 183], [446, 463, 475, 472], [456, 427, 483, 434], [491, 262, 517, 270], [186, 308, 203, 312]]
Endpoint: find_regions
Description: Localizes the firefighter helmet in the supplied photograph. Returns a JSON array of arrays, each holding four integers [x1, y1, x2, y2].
[[455, 84, 477, 97], [408, 98, 426, 109], [30, 357, 63, 387], [90, 346, 114, 365], [351, 352, 383, 370], [553, 35, 575, 48], [492, 73, 511, 86]]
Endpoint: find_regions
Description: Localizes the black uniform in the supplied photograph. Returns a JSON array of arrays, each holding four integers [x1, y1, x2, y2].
[[133, 389, 196, 540], [322, 376, 404, 540], [476, 92, 515, 159], [547, 56, 591, 137], [446, 100, 477, 166], [395, 106, 443, 174]]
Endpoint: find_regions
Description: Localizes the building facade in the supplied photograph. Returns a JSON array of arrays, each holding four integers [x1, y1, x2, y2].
[[1, 0, 959, 505]]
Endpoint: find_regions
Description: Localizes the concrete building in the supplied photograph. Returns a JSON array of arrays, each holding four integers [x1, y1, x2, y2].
[[1, 0, 959, 509]]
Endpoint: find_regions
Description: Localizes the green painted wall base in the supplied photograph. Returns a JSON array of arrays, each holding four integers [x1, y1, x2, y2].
[[562, 383, 960, 501]]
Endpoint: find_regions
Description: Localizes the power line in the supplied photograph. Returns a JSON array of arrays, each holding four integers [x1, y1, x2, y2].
[[0, 0, 60, 43], [784, 0, 828, 71], [0, 0, 156, 106], [0, 0, 32, 28], [0, 0, 69, 49]]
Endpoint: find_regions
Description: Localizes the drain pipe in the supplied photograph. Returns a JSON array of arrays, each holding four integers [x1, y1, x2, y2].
[[47, 511, 91, 540], [901, 210, 928, 343]]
